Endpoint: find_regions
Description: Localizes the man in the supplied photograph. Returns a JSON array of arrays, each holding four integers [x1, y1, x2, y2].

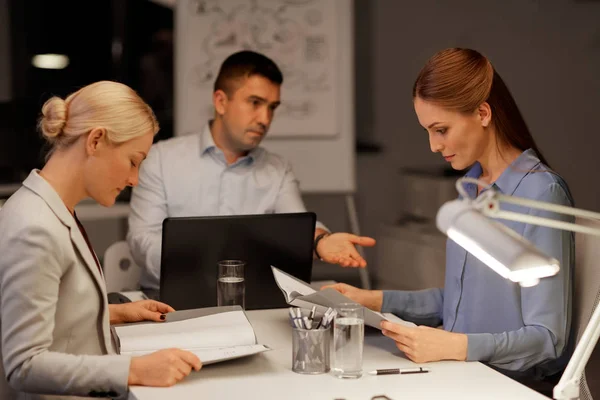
[[128, 50, 375, 290]]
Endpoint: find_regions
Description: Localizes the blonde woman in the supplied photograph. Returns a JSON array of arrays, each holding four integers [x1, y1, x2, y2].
[[0, 81, 201, 400]]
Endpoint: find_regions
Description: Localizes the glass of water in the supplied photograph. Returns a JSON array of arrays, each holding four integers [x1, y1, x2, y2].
[[331, 302, 364, 379], [217, 260, 245, 309]]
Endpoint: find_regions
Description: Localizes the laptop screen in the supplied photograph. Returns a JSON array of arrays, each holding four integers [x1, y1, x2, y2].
[[159, 212, 316, 310]]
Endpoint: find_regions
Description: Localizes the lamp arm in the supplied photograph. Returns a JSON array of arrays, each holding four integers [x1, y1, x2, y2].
[[553, 302, 600, 400], [494, 193, 600, 222], [456, 177, 600, 222], [484, 210, 600, 238]]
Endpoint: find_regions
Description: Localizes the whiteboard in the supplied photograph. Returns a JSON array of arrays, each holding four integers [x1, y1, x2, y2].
[[175, 0, 355, 193]]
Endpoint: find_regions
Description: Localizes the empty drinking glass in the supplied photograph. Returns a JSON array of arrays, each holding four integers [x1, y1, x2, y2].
[[217, 260, 245, 309]]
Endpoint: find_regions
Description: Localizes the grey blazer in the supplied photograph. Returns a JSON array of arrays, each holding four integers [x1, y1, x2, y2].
[[0, 171, 131, 399]]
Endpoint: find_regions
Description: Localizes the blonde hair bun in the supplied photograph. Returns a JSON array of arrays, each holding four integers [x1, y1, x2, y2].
[[38, 81, 158, 157], [39, 97, 68, 139]]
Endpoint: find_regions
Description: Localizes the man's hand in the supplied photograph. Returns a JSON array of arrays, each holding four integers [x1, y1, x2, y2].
[[321, 283, 383, 312], [380, 321, 468, 363], [109, 300, 175, 325], [316, 232, 376, 267]]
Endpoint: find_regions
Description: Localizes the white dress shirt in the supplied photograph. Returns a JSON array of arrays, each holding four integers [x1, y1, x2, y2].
[[128, 122, 326, 290]]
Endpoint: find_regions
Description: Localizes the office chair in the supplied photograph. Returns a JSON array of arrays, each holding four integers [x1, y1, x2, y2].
[[102, 240, 142, 293], [573, 218, 600, 400]]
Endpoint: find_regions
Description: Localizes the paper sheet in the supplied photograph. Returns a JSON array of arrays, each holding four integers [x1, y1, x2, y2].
[[123, 344, 271, 365], [271, 266, 416, 329], [115, 310, 258, 356]]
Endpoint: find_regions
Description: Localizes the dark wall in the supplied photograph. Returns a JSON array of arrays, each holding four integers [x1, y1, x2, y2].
[[0, 0, 173, 182], [366, 0, 600, 211]]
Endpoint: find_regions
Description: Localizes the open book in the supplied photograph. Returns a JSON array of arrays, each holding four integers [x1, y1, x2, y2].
[[271, 266, 416, 329], [112, 306, 270, 365]]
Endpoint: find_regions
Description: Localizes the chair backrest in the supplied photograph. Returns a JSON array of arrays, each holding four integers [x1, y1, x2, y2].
[[102, 240, 142, 293], [573, 218, 600, 400]]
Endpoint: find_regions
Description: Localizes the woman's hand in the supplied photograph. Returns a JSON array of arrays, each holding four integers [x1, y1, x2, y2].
[[380, 321, 468, 363], [316, 233, 376, 268], [321, 283, 383, 312], [109, 300, 175, 325], [128, 349, 202, 387]]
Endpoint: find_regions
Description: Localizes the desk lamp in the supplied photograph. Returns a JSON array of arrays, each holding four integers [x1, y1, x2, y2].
[[437, 177, 600, 400]]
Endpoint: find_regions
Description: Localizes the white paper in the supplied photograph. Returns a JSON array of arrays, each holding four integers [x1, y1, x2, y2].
[[123, 344, 271, 365], [270, 266, 316, 302], [115, 310, 257, 354], [271, 266, 416, 329], [380, 312, 416, 328]]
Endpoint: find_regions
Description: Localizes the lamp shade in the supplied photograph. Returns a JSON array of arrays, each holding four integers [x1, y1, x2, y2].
[[436, 200, 560, 286]]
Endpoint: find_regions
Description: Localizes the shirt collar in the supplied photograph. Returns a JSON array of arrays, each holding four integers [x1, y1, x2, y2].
[[199, 122, 217, 156], [465, 148, 541, 196], [199, 121, 260, 164]]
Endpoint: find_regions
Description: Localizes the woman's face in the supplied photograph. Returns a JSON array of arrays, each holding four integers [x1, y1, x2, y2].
[[413, 97, 491, 171], [84, 130, 154, 207]]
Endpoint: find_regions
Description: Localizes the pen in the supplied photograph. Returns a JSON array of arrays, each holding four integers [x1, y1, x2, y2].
[[324, 309, 336, 328], [309, 306, 316, 321], [302, 316, 312, 329], [317, 309, 331, 329], [289, 308, 303, 329], [368, 367, 430, 376]]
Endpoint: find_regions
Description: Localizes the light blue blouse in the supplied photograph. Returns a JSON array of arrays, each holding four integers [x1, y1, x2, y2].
[[382, 149, 574, 378]]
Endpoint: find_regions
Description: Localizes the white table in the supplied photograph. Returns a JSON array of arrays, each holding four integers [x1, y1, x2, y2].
[[130, 309, 547, 400]]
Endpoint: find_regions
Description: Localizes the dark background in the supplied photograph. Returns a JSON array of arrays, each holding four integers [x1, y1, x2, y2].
[[0, 0, 174, 183]]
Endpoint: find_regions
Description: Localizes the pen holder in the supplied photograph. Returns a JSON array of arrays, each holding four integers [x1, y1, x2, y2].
[[291, 325, 331, 374]]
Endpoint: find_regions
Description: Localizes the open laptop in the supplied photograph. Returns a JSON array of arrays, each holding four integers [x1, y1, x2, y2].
[[159, 212, 316, 310]]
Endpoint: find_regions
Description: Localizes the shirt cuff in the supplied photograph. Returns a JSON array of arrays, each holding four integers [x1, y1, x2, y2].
[[466, 333, 495, 362], [315, 221, 328, 232]]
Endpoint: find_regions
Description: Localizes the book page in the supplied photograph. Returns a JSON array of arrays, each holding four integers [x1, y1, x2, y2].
[[271, 266, 416, 329], [271, 266, 317, 302], [189, 344, 270, 365], [122, 344, 271, 365], [115, 310, 257, 354], [314, 288, 416, 329], [381, 312, 416, 328]]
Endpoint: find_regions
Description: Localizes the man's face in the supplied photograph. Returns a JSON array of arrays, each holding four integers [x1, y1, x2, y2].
[[216, 75, 281, 152]]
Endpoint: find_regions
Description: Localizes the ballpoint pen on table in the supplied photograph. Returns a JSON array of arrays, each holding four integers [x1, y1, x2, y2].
[[368, 367, 430, 376]]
